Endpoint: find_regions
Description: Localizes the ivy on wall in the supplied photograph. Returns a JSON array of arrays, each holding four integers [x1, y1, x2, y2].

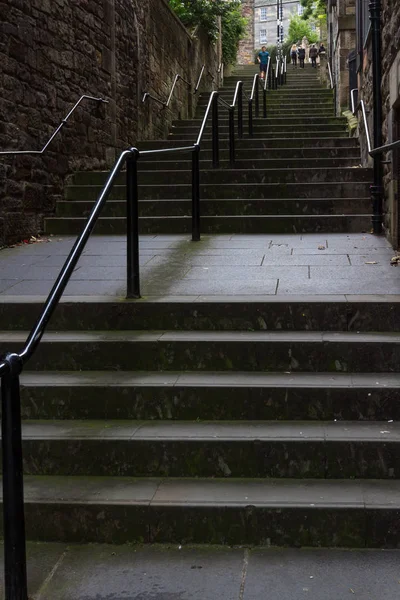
[[168, 0, 247, 64]]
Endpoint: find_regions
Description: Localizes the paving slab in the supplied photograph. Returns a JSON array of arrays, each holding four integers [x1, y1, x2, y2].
[[37, 544, 244, 600], [0, 234, 398, 297], [243, 548, 400, 600], [0, 542, 67, 599], [2, 542, 399, 600]]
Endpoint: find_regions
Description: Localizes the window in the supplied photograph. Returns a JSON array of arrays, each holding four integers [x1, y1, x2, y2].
[[260, 7, 267, 21], [297, 4, 304, 16], [259, 29, 267, 44]]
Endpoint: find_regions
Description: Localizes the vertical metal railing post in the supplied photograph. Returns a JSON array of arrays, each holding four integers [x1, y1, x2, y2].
[[249, 99, 253, 137], [271, 68, 275, 90], [255, 75, 260, 118], [126, 149, 141, 299], [212, 94, 219, 168], [284, 56, 287, 83], [1, 353, 28, 600], [192, 144, 201, 241], [238, 82, 243, 139], [228, 106, 235, 167], [263, 89, 267, 118]]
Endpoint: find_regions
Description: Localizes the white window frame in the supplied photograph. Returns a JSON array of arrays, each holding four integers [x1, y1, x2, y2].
[[297, 4, 304, 15], [259, 29, 267, 44], [260, 7, 267, 21]]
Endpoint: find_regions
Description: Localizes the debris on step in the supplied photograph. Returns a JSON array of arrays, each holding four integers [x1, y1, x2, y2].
[[390, 255, 400, 266]]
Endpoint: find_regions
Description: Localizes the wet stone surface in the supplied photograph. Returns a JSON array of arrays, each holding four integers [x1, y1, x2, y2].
[[0, 233, 398, 297], [4, 543, 400, 599]]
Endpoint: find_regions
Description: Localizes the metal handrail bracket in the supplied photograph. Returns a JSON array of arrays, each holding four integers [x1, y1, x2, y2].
[[0, 95, 108, 156]]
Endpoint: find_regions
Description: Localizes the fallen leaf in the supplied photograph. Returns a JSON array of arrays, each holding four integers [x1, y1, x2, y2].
[[318, 245, 325, 250]]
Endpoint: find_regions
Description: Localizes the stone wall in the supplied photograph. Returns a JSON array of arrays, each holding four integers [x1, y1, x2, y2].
[[238, 0, 255, 64], [355, 0, 400, 244], [0, 0, 218, 245], [328, 0, 356, 115]]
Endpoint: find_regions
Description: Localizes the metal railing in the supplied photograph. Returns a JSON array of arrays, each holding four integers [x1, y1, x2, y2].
[[142, 73, 191, 108], [327, 61, 334, 89], [350, 88, 358, 115], [218, 62, 224, 86], [370, 138, 400, 156], [351, 90, 372, 154], [0, 83, 237, 598], [194, 65, 206, 93], [0, 95, 108, 156]]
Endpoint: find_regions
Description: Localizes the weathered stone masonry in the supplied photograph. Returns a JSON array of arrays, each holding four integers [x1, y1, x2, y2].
[[0, 0, 217, 245]]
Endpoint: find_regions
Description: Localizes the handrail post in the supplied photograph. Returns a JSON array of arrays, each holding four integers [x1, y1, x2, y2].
[[238, 82, 243, 139], [255, 75, 260, 118], [212, 93, 219, 168], [126, 149, 141, 299], [249, 99, 253, 137], [229, 106, 235, 167], [1, 353, 28, 600], [263, 88, 267, 118], [192, 144, 201, 241], [271, 68, 275, 90]]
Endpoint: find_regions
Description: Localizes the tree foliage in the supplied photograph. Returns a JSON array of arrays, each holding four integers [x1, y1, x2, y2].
[[299, 0, 327, 23], [168, 0, 247, 65], [287, 14, 319, 44]]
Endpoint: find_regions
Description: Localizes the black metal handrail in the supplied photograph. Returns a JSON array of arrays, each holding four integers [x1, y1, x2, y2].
[[142, 73, 191, 108], [370, 138, 400, 156], [0, 95, 108, 156], [194, 65, 205, 93], [0, 84, 239, 597]]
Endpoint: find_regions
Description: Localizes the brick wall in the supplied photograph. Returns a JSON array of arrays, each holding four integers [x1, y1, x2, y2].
[[0, 0, 217, 245]]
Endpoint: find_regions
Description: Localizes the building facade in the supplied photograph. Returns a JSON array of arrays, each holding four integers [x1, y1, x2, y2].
[[328, 0, 400, 247], [254, 0, 304, 49], [238, 0, 255, 63]]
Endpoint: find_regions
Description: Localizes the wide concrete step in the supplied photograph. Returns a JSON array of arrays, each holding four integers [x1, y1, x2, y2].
[[72, 158, 361, 181], [171, 125, 347, 135], [45, 214, 372, 235], [65, 182, 371, 201], [14, 475, 400, 546], [175, 117, 346, 126], [4, 298, 398, 333], [194, 110, 336, 118], [18, 419, 400, 479], [66, 168, 371, 189], [2, 330, 399, 372], [136, 138, 359, 149], [135, 149, 360, 161], [55, 197, 371, 218], [20, 371, 400, 421], [168, 131, 349, 139]]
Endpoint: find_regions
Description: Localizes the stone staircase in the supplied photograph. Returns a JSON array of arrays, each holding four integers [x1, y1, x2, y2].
[[44, 65, 372, 236], [0, 296, 399, 547], [2, 66, 398, 550]]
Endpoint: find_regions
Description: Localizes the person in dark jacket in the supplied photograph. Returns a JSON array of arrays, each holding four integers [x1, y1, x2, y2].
[[318, 43, 326, 55], [290, 43, 297, 67], [309, 44, 318, 68], [298, 46, 306, 68]]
